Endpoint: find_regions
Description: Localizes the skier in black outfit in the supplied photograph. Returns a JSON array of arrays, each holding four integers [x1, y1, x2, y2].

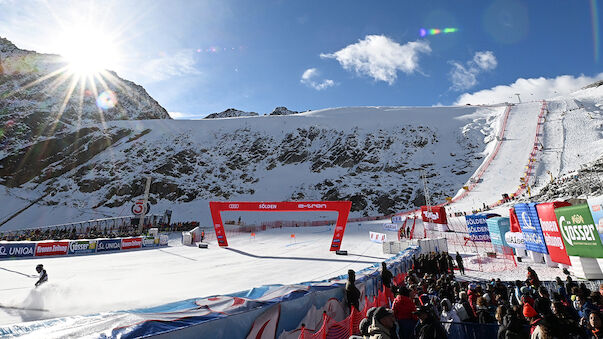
[[381, 262, 394, 289], [35, 264, 47, 287], [455, 252, 465, 275], [345, 269, 361, 312]]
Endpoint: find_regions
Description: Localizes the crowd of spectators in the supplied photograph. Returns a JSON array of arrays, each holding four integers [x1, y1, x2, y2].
[[0, 221, 199, 241], [156, 221, 199, 232], [350, 252, 603, 339]]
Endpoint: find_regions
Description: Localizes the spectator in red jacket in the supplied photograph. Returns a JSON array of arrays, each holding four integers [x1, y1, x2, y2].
[[393, 286, 418, 339]]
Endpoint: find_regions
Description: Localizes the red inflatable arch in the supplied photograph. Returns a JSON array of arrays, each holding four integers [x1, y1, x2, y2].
[[209, 201, 352, 251]]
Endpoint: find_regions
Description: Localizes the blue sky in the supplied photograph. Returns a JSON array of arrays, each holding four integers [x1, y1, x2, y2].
[[0, 0, 601, 118]]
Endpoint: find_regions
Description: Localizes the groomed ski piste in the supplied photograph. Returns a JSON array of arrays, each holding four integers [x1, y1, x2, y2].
[[0, 85, 602, 337]]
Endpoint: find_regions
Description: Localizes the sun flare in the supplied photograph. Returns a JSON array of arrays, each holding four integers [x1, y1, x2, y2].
[[56, 24, 120, 75]]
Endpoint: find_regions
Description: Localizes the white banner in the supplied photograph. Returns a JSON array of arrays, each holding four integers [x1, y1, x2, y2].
[[383, 223, 399, 232], [370, 231, 387, 243], [505, 231, 526, 249]]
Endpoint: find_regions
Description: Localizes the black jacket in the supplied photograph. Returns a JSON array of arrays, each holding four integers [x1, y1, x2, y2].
[[414, 314, 448, 339]]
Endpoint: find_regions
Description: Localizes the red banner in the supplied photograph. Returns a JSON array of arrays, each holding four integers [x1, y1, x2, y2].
[[420, 206, 447, 224], [509, 207, 521, 233], [35, 241, 69, 256], [536, 202, 571, 265], [209, 201, 351, 251], [121, 237, 143, 250]]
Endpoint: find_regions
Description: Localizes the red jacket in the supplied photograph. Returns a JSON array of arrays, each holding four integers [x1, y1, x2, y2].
[[392, 295, 417, 320]]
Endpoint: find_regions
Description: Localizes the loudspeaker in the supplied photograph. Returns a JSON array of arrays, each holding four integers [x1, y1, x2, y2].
[[335, 250, 348, 256], [198, 243, 209, 249]]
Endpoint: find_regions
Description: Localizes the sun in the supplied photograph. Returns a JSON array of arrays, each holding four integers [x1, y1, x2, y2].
[[55, 24, 120, 75]]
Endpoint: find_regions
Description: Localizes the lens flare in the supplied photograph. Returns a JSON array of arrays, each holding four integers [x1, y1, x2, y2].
[[96, 91, 117, 110], [419, 27, 458, 37], [591, 0, 600, 62]]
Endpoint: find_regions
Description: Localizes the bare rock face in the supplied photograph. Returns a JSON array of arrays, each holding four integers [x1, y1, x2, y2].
[[204, 108, 259, 119], [269, 106, 299, 116]]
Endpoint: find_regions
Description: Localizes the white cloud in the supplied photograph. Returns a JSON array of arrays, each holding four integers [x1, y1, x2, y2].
[[449, 51, 497, 91], [300, 68, 335, 90], [454, 73, 603, 105], [473, 51, 497, 71], [320, 35, 431, 85], [138, 49, 200, 82], [449, 62, 477, 91]]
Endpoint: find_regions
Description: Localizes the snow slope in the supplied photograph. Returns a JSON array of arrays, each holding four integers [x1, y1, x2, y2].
[[0, 222, 394, 326], [1, 105, 505, 231]]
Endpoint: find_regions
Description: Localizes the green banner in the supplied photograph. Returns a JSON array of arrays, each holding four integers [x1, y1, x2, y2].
[[555, 204, 603, 258]]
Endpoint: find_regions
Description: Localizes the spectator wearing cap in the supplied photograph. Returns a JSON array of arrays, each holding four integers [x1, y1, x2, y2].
[[413, 305, 447, 339], [359, 307, 378, 338], [524, 303, 547, 338], [368, 307, 399, 339]]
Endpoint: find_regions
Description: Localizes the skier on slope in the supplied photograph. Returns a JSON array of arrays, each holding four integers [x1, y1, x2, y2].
[[35, 264, 48, 287]]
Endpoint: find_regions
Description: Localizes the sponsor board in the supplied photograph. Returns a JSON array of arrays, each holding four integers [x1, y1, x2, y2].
[[383, 223, 399, 232], [487, 217, 510, 247], [97, 239, 122, 252], [0, 242, 36, 258], [420, 206, 447, 225], [121, 237, 143, 250], [159, 234, 168, 246], [505, 232, 526, 249], [555, 204, 603, 258], [514, 203, 548, 254], [587, 196, 603, 246], [68, 240, 97, 255], [391, 215, 404, 223], [142, 236, 158, 247], [369, 231, 386, 244], [465, 214, 491, 242], [536, 202, 571, 265], [35, 241, 69, 256]]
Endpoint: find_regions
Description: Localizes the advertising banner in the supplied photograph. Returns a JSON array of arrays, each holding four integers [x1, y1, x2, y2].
[[505, 232, 526, 250], [68, 240, 97, 255], [121, 237, 143, 250], [514, 203, 548, 254], [0, 242, 36, 259], [97, 239, 122, 252], [465, 214, 491, 242], [383, 224, 399, 232], [391, 215, 404, 223], [142, 236, 158, 247], [509, 207, 521, 233], [369, 232, 386, 244], [587, 196, 603, 245], [420, 206, 447, 224], [487, 217, 510, 247], [555, 204, 603, 258], [35, 241, 69, 257], [536, 202, 571, 265]]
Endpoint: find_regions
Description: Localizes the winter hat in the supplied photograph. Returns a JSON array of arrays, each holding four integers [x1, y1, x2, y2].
[[366, 307, 378, 320], [374, 307, 394, 321], [523, 303, 538, 318]]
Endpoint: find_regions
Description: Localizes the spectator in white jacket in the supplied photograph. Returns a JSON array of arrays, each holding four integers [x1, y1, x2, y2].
[[440, 298, 462, 338]]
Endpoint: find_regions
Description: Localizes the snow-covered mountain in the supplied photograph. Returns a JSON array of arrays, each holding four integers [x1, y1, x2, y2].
[[0, 37, 601, 231]]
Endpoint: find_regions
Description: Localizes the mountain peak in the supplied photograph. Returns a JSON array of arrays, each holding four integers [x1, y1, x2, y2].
[[204, 108, 259, 119]]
